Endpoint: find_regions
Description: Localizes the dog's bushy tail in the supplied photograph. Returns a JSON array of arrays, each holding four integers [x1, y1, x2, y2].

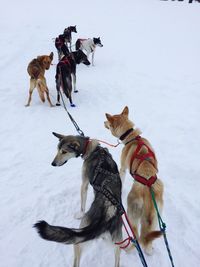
[[34, 216, 111, 245], [75, 39, 81, 50], [145, 230, 163, 243], [126, 230, 163, 253]]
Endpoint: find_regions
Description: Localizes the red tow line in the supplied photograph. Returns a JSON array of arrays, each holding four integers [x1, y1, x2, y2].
[[115, 212, 137, 249]]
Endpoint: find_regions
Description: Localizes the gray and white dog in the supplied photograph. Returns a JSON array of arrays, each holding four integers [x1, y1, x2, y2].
[[75, 37, 103, 66], [34, 133, 122, 267]]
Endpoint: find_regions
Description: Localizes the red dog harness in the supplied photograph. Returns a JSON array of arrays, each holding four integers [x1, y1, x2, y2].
[[59, 57, 70, 66], [129, 136, 157, 187]]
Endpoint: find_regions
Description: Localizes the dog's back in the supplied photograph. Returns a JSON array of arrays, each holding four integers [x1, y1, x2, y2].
[[27, 53, 53, 80], [75, 38, 87, 50], [85, 145, 122, 216]]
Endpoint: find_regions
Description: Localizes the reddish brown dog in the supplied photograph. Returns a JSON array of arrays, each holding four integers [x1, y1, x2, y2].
[[25, 52, 54, 107]]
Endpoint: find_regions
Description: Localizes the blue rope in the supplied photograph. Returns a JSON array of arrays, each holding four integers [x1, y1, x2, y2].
[[150, 187, 175, 267], [92, 184, 149, 267], [131, 238, 149, 267]]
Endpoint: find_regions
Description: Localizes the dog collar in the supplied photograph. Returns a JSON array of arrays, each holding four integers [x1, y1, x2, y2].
[[81, 138, 90, 158], [119, 128, 134, 141]]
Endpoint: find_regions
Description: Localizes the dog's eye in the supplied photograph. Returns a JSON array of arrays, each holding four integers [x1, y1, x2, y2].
[[61, 150, 67, 154]]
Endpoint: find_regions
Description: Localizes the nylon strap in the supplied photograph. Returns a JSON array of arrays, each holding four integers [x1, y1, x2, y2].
[[130, 136, 157, 187]]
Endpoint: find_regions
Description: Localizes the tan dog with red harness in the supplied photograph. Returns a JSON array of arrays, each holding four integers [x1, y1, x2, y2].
[[104, 106, 164, 255]]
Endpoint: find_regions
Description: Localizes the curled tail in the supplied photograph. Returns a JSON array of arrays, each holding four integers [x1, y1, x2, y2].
[[75, 39, 81, 50], [34, 216, 110, 245]]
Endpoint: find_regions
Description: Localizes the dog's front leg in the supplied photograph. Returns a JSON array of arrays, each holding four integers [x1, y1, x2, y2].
[[92, 51, 95, 66], [80, 178, 89, 215], [74, 165, 89, 219], [87, 51, 90, 62], [73, 215, 89, 266], [114, 246, 120, 267], [119, 167, 126, 185], [120, 153, 127, 185], [73, 244, 81, 267], [69, 41, 72, 52]]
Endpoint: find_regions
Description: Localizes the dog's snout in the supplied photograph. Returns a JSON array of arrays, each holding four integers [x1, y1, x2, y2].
[[51, 161, 57, 166], [84, 60, 91, 66]]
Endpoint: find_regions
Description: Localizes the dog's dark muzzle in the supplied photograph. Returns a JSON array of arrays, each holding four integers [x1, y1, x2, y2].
[[51, 160, 68, 166], [84, 60, 91, 66], [51, 161, 57, 166]]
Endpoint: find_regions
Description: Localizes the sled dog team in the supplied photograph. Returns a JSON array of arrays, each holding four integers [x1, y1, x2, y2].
[[25, 25, 103, 108], [31, 26, 164, 267]]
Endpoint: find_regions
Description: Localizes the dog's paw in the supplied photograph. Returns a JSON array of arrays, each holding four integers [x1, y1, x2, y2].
[[74, 90, 79, 93], [74, 211, 84, 220], [144, 245, 154, 256], [70, 104, 76, 107], [50, 104, 55, 107], [56, 103, 61, 106], [25, 104, 30, 107]]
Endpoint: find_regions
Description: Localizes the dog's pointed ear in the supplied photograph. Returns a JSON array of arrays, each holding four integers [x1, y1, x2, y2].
[[105, 113, 112, 121], [49, 52, 54, 60], [52, 132, 65, 140], [121, 106, 129, 117]]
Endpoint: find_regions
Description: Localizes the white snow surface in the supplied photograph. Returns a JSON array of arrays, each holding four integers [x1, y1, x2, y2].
[[0, 0, 200, 266]]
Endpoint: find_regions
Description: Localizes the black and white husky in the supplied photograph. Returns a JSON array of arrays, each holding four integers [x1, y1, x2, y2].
[[75, 37, 103, 65], [34, 134, 122, 267]]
